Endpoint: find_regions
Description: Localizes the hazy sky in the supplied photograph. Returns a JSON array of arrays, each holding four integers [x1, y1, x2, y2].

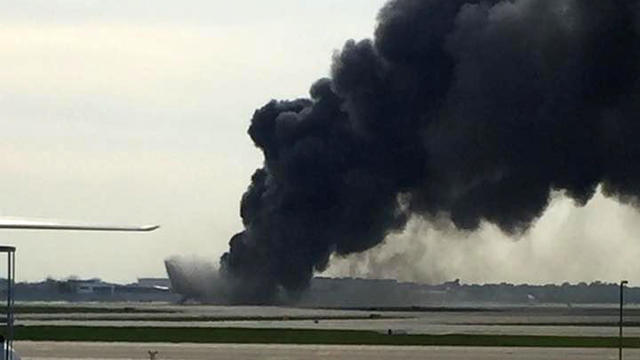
[[0, 0, 386, 282], [3, 0, 640, 286]]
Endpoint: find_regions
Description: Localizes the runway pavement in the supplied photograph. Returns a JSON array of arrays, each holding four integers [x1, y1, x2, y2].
[[13, 342, 639, 360]]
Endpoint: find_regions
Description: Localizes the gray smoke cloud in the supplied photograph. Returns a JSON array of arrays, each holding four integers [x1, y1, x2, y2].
[[220, 0, 640, 303], [328, 188, 640, 284], [164, 255, 224, 302]]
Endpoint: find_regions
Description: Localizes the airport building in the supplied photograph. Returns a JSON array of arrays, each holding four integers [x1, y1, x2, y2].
[[9, 277, 179, 302]]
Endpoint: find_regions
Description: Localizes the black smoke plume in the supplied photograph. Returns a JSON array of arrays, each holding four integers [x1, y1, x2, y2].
[[220, 0, 640, 303]]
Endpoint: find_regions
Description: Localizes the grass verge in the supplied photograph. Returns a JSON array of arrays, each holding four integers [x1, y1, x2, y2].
[[6, 325, 640, 348], [16, 315, 392, 322]]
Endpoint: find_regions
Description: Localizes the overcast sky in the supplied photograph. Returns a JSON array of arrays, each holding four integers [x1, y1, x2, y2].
[[3, 0, 640, 285], [0, 0, 386, 282]]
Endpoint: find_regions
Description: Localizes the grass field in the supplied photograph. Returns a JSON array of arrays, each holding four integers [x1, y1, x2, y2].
[[6, 325, 640, 348], [14, 315, 392, 322]]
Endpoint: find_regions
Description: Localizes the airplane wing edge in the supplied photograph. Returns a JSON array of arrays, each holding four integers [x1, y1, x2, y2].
[[0, 219, 160, 232]]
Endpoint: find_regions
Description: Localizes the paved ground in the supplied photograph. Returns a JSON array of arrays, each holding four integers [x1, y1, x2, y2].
[[13, 342, 640, 360], [17, 303, 640, 337]]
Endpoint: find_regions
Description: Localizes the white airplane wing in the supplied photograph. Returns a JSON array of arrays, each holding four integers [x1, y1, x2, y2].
[[0, 218, 159, 232]]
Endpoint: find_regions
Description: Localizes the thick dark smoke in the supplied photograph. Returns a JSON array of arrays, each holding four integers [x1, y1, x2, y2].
[[220, 0, 640, 303]]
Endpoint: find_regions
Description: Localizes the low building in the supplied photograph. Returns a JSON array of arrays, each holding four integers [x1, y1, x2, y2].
[[69, 278, 115, 295]]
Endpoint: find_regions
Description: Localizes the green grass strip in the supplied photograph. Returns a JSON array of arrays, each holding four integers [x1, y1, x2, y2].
[[6, 325, 640, 348], [16, 315, 393, 322]]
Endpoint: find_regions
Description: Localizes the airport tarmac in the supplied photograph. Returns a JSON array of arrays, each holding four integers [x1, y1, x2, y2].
[[13, 341, 639, 360], [16, 303, 640, 337]]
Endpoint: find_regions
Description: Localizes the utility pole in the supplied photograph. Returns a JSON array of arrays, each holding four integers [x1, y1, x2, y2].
[[620, 280, 628, 360]]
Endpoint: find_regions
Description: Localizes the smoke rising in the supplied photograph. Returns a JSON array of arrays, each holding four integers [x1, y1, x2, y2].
[[328, 188, 640, 285], [220, 0, 640, 303], [164, 256, 224, 302]]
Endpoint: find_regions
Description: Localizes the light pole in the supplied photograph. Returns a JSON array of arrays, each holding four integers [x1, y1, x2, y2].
[[620, 280, 628, 360]]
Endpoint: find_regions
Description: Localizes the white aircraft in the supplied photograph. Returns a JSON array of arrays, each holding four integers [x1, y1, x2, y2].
[[0, 218, 159, 232], [0, 217, 159, 360]]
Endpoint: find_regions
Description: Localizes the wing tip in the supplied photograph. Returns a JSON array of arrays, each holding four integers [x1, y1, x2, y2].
[[140, 225, 160, 232]]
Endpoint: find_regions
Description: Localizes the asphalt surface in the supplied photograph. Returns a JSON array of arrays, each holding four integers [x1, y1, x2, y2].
[[16, 303, 640, 337], [13, 342, 640, 360]]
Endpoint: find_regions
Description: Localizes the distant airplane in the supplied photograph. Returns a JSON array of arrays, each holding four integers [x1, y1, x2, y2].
[[0, 217, 159, 360]]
